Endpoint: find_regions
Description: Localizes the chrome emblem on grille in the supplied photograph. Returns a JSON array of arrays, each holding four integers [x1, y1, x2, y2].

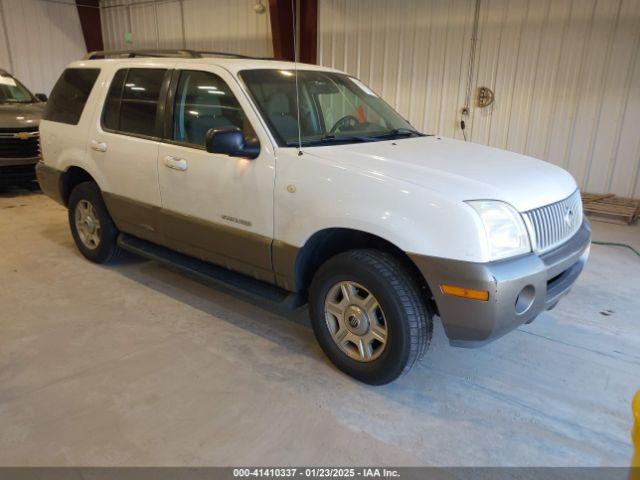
[[564, 207, 574, 227], [14, 132, 35, 140]]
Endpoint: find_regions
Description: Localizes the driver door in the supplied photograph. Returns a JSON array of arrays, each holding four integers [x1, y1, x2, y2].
[[157, 65, 276, 283]]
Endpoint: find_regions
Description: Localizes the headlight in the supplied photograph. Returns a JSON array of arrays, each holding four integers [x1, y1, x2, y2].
[[466, 200, 531, 261]]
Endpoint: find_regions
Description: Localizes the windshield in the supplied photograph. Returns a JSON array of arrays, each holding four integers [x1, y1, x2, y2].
[[0, 73, 36, 103], [239, 69, 422, 147]]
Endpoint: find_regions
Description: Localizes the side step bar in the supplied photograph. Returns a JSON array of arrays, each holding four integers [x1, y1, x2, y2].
[[117, 234, 306, 311]]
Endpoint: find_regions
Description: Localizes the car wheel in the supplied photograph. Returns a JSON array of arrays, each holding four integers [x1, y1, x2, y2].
[[309, 249, 433, 385], [68, 181, 122, 263]]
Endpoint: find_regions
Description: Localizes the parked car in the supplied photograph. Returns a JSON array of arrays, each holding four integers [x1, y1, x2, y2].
[[0, 69, 47, 187], [37, 50, 590, 384]]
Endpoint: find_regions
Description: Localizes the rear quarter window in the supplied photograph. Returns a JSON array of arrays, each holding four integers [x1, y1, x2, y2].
[[43, 68, 100, 125]]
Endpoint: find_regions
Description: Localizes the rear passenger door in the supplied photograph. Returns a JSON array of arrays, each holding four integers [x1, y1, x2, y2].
[[156, 65, 276, 283], [88, 66, 171, 242]]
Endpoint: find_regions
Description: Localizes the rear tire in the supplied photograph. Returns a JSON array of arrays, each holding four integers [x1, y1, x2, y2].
[[309, 249, 432, 385], [68, 181, 122, 263]]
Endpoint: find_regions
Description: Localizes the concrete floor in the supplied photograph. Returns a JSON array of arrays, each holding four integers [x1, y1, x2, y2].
[[0, 189, 638, 467]]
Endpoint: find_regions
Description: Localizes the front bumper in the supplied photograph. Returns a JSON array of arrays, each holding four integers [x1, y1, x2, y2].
[[0, 157, 39, 185], [411, 219, 591, 347]]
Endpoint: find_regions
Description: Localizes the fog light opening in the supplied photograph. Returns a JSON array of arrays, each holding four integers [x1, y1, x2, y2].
[[515, 285, 535, 315]]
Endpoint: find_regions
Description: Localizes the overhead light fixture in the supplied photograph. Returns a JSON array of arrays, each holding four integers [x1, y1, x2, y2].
[[253, 0, 265, 14]]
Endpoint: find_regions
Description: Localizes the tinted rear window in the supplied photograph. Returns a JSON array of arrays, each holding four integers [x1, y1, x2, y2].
[[102, 68, 166, 137], [43, 68, 100, 125]]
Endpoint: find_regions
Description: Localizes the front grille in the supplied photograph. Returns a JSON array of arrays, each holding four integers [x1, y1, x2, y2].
[[0, 130, 40, 159], [0, 163, 37, 183], [523, 189, 583, 254]]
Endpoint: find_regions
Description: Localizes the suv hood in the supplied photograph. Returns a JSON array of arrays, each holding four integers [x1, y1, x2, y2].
[[304, 136, 577, 212], [0, 102, 45, 129]]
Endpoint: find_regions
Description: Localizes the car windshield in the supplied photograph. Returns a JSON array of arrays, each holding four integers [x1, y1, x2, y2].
[[239, 69, 423, 147], [0, 73, 36, 104]]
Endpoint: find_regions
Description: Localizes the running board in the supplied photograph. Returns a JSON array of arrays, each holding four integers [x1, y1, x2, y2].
[[117, 233, 305, 311]]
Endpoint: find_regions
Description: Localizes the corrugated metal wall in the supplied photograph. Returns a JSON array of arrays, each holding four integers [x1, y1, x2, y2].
[[318, 0, 640, 197], [319, 0, 476, 142], [100, 0, 273, 58], [0, 0, 86, 94]]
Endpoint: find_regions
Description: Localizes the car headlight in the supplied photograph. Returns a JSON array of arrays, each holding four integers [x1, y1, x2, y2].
[[466, 200, 531, 261]]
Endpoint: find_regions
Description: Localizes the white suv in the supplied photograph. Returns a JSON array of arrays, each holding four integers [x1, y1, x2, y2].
[[37, 50, 590, 384]]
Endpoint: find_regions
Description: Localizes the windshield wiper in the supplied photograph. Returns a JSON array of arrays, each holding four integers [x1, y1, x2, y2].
[[284, 129, 429, 147], [318, 134, 374, 143], [286, 135, 373, 147], [367, 128, 425, 139]]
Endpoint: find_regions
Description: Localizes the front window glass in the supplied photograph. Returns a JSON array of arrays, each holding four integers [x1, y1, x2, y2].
[[239, 69, 420, 147], [172, 70, 255, 147], [0, 73, 35, 104]]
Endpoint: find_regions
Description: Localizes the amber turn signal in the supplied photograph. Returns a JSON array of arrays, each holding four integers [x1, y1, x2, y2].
[[440, 284, 489, 301]]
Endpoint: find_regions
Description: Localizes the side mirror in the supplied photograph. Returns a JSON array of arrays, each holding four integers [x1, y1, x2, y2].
[[35, 93, 47, 102], [204, 127, 259, 159]]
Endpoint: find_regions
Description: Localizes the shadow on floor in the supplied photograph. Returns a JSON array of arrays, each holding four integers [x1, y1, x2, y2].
[[114, 255, 316, 352], [0, 183, 41, 198]]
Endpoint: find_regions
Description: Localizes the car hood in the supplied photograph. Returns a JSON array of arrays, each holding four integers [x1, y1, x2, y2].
[[0, 102, 45, 129], [304, 136, 577, 212]]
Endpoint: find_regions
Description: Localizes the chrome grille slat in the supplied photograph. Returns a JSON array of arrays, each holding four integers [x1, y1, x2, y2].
[[545, 206, 552, 246], [524, 190, 583, 254], [552, 203, 561, 244]]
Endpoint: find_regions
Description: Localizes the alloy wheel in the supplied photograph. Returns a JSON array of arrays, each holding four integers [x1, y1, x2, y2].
[[324, 281, 388, 362], [74, 199, 101, 250]]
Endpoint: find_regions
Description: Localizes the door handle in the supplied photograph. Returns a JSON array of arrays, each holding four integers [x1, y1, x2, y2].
[[90, 140, 108, 152], [163, 155, 188, 171]]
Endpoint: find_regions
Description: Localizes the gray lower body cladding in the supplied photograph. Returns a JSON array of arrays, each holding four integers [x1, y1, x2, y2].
[[35, 161, 64, 203], [36, 162, 592, 348], [410, 220, 591, 347]]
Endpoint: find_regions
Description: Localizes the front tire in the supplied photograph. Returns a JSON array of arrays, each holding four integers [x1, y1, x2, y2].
[[68, 181, 122, 263], [309, 249, 432, 385]]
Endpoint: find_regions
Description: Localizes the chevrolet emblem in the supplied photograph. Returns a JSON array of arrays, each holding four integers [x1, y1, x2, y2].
[[15, 132, 33, 140]]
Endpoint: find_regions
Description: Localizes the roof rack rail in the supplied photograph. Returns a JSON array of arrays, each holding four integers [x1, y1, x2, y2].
[[195, 51, 274, 60], [83, 49, 275, 61], [83, 49, 199, 60]]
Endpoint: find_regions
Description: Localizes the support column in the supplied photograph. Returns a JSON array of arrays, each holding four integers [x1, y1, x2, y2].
[[299, 0, 317, 64], [269, 0, 318, 63], [268, 0, 295, 61], [75, 0, 104, 53]]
